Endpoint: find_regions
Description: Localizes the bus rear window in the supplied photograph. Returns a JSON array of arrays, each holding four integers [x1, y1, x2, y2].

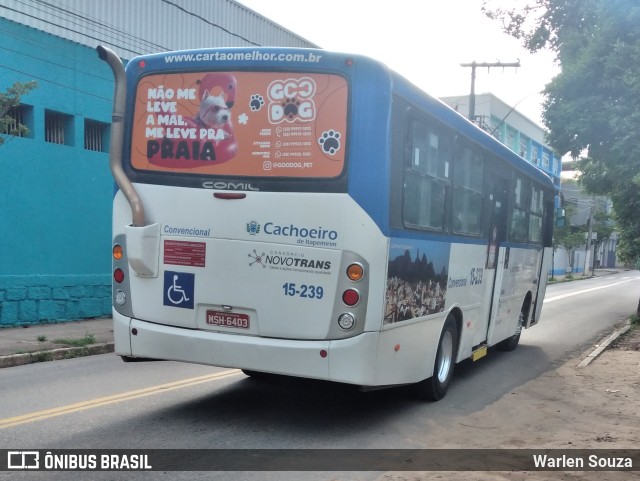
[[131, 71, 348, 178]]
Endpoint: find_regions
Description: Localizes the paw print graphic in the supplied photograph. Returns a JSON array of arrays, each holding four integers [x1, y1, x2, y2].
[[282, 97, 301, 120], [250, 94, 264, 111], [318, 130, 341, 155]]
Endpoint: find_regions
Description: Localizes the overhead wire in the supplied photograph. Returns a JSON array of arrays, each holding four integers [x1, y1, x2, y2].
[[160, 0, 261, 46], [29, 0, 169, 52]]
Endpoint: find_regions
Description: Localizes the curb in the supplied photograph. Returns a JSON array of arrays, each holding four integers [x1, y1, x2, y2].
[[0, 343, 114, 369], [577, 323, 631, 368]]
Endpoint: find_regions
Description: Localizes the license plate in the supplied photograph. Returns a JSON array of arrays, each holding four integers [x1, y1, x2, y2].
[[206, 310, 250, 329]]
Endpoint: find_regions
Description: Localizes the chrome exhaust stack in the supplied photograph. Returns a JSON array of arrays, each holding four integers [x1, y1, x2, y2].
[[97, 45, 145, 228], [98, 46, 159, 278]]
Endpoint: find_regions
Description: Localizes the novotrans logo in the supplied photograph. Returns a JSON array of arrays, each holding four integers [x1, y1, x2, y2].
[[246, 221, 261, 235]]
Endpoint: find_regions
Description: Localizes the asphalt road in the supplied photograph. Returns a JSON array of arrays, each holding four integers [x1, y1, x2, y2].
[[1, 271, 638, 480]]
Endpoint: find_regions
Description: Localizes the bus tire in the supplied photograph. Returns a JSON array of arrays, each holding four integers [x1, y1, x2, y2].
[[498, 303, 528, 352], [415, 315, 458, 401]]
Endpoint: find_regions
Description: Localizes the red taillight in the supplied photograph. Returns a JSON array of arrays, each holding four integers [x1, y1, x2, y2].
[[214, 192, 247, 199], [342, 289, 360, 307], [114, 268, 125, 283]]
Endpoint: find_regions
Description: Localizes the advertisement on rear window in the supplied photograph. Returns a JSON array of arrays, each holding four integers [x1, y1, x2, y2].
[[132, 72, 348, 178]]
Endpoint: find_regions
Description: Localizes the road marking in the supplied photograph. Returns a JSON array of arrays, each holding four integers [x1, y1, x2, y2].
[[545, 279, 635, 303], [0, 369, 242, 429]]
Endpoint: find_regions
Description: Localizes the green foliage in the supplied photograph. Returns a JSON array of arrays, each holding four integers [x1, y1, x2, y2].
[[552, 203, 584, 253], [0, 80, 38, 146], [52, 333, 96, 347], [29, 351, 53, 363], [484, 0, 640, 264]]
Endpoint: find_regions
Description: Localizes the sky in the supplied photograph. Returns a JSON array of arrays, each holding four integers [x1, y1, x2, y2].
[[237, 0, 558, 126]]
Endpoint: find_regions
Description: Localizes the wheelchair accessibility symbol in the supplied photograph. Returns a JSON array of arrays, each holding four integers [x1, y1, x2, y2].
[[163, 271, 195, 309]]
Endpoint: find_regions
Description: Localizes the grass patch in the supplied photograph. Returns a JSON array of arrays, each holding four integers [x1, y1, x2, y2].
[[37, 335, 47, 342], [63, 347, 90, 359], [29, 351, 53, 363], [52, 333, 96, 347]]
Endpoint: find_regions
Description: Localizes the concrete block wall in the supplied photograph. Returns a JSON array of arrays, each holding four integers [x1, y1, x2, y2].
[[0, 276, 110, 326], [1, 19, 113, 326]]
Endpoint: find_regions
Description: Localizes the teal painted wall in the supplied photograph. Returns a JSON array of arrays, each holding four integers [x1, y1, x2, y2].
[[1, 19, 114, 325]]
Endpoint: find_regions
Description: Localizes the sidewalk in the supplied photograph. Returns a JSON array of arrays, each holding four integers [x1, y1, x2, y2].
[[0, 317, 114, 368], [0, 268, 630, 369]]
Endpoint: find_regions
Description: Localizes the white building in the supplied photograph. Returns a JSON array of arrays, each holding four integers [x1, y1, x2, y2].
[[440, 93, 561, 190]]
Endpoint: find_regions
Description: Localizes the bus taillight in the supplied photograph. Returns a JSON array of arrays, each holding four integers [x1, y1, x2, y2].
[[342, 289, 359, 307], [338, 313, 356, 330], [113, 244, 123, 260], [346, 263, 364, 281], [114, 268, 125, 284]]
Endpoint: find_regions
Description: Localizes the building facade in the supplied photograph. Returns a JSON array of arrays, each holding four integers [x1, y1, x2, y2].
[[0, 0, 315, 325], [440, 93, 561, 189]]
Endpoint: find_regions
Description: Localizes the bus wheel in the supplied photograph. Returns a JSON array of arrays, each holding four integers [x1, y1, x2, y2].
[[415, 315, 458, 401], [498, 304, 527, 352]]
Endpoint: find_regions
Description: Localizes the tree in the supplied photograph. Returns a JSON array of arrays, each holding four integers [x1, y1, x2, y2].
[[483, 0, 640, 264], [0, 81, 38, 147]]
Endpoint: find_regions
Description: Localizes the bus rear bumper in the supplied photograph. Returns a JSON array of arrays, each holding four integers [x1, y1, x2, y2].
[[114, 312, 380, 385]]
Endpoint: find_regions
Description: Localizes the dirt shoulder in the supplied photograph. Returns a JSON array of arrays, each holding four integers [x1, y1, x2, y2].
[[377, 324, 640, 481]]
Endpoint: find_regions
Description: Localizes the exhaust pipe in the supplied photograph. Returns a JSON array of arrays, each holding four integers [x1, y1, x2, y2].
[[98, 46, 160, 278], [97, 45, 145, 227]]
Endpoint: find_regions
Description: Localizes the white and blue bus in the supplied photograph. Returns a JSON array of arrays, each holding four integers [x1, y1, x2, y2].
[[99, 45, 554, 400]]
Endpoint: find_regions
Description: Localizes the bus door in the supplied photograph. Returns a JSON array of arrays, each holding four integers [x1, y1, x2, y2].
[[476, 169, 510, 347]]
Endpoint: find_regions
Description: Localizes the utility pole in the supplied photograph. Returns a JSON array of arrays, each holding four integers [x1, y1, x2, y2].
[[584, 201, 595, 276], [460, 60, 521, 122]]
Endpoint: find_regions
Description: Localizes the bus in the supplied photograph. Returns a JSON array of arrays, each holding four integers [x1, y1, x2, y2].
[[98, 45, 555, 401]]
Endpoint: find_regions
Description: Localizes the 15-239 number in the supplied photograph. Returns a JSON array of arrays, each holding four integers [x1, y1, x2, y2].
[[282, 282, 324, 299]]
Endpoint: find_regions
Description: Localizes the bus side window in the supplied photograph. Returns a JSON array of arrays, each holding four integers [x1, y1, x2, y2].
[[403, 119, 451, 231], [452, 144, 484, 235], [510, 175, 530, 242], [529, 186, 544, 244]]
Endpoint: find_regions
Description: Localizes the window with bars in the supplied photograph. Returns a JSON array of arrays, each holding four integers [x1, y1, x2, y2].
[[45, 110, 73, 145], [1, 104, 33, 137], [84, 119, 109, 152]]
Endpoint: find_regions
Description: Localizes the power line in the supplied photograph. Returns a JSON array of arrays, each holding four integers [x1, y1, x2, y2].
[[0, 0, 171, 57], [0, 3, 144, 57], [0, 38, 110, 84], [460, 60, 521, 122], [160, 0, 260, 46], [29, 0, 168, 52], [0, 64, 112, 103]]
